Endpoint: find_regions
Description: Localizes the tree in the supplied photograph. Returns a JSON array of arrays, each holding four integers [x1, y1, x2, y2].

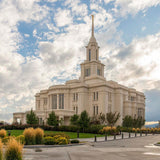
[[90, 113, 106, 125], [122, 115, 133, 128], [90, 115, 101, 125], [70, 114, 79, 125], [98, 113, 106, 124], [26, 109, 38, 125], [78, 111, 90, 132], [47, 111, 59, 127], [106, 112, 120, 127], [122, 115, 145, 128], [133, 116, 145, 128]]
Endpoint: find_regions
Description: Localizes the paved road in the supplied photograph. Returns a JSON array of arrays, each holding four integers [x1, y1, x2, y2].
[[23, 134, 160, 160]]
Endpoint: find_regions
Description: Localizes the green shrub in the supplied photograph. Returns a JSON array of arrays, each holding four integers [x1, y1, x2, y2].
[[0, 139, 3, 160], [70, 139, 79, 144], [16, 135, 25, 144], [55, 136, 68, 145], [58, 125, 79, 132], [23, 128, 35, 145], [43, 136, 55, 145], [85, 125, 104, 134], [52, 135, 61, 144], [44, 132, 70, 140], [0, 129, 7, 138], [5, 138, 23, 160], [35, 128, 44, 144]]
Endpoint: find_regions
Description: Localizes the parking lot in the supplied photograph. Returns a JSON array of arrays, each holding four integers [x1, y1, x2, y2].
[[23, 134, 160, 160]]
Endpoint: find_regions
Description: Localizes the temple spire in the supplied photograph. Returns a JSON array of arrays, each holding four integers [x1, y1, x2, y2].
[[91, 15, 94, 37]]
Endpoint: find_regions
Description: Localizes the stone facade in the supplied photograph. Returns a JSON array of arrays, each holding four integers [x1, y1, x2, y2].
[[13, 15, 145, 126]]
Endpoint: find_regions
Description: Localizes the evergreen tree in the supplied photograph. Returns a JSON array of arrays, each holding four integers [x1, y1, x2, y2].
[[122, 115, 145, 128], [106, 112, 120, 127], [26, 109, 38, 124], [47, 111, 59, 127], [78, 111, 90, 132], [122, 115, 133, 128], [70, 114, 79, 125]]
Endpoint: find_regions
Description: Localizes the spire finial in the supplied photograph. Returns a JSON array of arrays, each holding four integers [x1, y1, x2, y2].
[[91, 15, 94, 37]]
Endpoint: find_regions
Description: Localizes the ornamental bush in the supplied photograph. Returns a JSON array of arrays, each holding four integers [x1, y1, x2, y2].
[[56, 137, 68, 145], [2, 136, 13, 145], [16, 135, 25, 145], [44, 132, 70, 140], [5, 138, 23, 160], [23, 128, 35, 145], [43, 137, 55, 145], [0, 139, 3, 160], [0, 129, 7, 138], [53, 135, 62, 144], [100, 126, 117, 135], [35, 128, 44, 144]]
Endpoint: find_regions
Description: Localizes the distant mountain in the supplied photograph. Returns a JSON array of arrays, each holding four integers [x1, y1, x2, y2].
[[145, 124, 159, 128]]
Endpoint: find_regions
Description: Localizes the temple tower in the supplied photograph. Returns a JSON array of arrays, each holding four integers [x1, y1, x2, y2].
[[80, 15, 105, 82]]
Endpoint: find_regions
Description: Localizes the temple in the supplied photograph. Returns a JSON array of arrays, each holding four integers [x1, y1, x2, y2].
[[13, 15, 145, 125]]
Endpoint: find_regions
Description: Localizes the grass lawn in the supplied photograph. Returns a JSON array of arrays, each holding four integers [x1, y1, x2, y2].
[[7, 130, 104, 139]]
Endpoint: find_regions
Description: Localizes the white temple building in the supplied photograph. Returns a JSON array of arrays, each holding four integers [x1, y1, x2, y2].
[[13, 15, 145, 126]]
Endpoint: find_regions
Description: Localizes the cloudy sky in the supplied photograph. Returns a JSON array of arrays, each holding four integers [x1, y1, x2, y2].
[[0, 0, 160, 123]]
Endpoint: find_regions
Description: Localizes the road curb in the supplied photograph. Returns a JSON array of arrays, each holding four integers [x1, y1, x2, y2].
[[23, 143, 85, 148]]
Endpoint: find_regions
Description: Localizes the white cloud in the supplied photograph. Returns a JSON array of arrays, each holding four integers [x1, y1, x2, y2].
[[24, 34, 30, 37], [0, 0, 50, 122], [103, 32, 160, 91], [104, 0, 115, 4], [115, 0, 160, 16], [142, 26, 146, 31], [46, 0, 57, 2], [65, 0, 88, 17], [54, 9, 73, 27]]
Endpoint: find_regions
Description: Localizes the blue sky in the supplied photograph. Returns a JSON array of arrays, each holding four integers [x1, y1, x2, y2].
[[0, 0, 160, 123]]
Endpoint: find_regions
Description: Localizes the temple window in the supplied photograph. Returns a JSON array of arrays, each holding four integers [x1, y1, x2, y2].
[[93, 106, 98, 115], [85, 68, 90, 77], [59, 94, 64, 109], [52, 94, 57, 109], [73, 93, 78, 101], [108, 92, 112, 101], [97, 69, 100, 75], [43, 98, 47, 105], [138, 108, 143, 117], [89, 49, 91, 61], [93, 92, 98, 101]]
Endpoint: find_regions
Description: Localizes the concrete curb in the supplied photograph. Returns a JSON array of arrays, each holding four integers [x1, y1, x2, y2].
[[23, 143, 85, 148], [154, 143, 160, 146]]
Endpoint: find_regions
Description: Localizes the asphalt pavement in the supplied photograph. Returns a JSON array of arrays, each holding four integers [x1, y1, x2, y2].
[[23, 134, 160, 160]]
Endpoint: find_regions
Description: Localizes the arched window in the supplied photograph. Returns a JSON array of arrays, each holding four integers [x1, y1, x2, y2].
[[89, 49, 91, 61]]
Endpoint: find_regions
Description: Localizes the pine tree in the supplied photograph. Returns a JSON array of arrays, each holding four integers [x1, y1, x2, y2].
[[47, 111, 59, 127], [78, 111, 90, 132], [70, 114, 79, 125], [26, 109, 38, 124]]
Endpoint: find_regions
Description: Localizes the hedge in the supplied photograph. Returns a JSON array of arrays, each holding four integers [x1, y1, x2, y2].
[[0, 124, 104, 134]]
